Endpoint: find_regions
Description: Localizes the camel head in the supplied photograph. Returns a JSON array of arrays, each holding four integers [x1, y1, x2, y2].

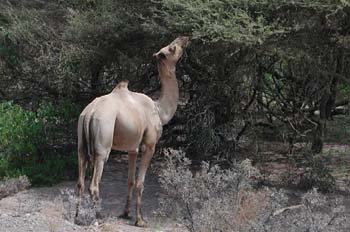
[[153, 36, 190, 66]]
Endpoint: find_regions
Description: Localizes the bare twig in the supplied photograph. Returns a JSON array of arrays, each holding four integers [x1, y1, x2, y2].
[[273, 204, 304, 216]]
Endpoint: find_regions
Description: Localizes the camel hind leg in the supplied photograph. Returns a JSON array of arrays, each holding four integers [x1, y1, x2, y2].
[[88, 118, 114, 219], [89, 152, 108, 218], [76, 144, 88, 218]]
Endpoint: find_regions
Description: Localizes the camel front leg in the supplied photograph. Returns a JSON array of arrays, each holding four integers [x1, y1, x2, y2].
[[134, 145, 155, 227], [120, 151, 137, 219]]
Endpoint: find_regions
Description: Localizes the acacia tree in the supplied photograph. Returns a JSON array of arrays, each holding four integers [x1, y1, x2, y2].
[[150, 0, 350, 157], [1, 0, 349, 160], [0, 0, 159, 103]]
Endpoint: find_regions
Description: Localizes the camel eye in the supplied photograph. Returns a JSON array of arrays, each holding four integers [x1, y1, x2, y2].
[[158, 52, 166, 60], [168, 45, 176, 53]]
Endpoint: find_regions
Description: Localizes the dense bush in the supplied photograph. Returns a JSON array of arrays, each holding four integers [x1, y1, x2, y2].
[[0, 101, 80, 186]]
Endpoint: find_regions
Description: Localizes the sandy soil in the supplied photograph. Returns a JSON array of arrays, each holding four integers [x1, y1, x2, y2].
[[0, 154, 185, 232]]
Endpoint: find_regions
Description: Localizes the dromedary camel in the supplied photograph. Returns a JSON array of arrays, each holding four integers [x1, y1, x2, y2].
[[75, 36, 190, 227]]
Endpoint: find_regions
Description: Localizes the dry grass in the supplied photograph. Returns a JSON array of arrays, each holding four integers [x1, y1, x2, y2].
[[41, 198, 65, 232]]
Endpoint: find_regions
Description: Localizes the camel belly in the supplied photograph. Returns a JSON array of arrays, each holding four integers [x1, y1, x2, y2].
[[111, 116, 144, 152]]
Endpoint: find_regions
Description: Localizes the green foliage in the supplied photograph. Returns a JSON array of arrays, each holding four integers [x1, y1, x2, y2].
[[0, 101, 80, 186], [152, 0, 349, 44], [153, 0, 275, 44], [0, 4, 49, 49], [0, 31, 19, 67], [56, 0, 156, 98], [19, 154, 77, 186], [0, 153, 77, 187], [337, 83, 350, 101], [0, 102, 38, 156]]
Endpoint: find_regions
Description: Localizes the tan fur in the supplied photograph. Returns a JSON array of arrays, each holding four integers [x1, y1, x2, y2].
[[75, 36, 190, 227]]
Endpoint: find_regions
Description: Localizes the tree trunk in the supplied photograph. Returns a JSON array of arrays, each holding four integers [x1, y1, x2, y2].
[[311, 121, 323, 154]]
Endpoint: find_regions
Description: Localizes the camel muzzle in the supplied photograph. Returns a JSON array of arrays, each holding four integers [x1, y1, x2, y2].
[[173, 36, 190, 48]]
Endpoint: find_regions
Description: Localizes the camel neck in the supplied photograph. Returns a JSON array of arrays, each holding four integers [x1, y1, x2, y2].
[[156, 63, 179, 125]]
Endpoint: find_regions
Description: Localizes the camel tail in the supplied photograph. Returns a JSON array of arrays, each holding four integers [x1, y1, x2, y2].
[[83, 115, 94, 165]]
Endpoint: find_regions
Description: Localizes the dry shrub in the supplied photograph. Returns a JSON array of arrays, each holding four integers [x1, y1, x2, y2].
[[0, 175, 30, 199], [159, 148, 266, 232], [44, 188, 96, 229], [235, 189, 267, 229]]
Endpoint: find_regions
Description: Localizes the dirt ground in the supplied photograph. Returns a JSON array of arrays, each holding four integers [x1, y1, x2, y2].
[[0, 154, 185, 232], [256, 143, 350, 193], [1, 145, 350, 232]]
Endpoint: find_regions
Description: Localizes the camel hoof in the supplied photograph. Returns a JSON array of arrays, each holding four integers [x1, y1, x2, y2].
[[118, 212, 132, 220], [135, 219, 147, 227]]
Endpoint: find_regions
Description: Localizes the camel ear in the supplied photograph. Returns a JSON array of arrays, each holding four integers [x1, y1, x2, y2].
[[168, 45, 176, 54]]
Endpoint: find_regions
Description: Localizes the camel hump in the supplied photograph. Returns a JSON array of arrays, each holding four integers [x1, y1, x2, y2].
[[113, 81, 129, 92]]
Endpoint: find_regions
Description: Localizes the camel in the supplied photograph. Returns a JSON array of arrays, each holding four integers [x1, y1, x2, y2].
[[75, 36, 190, 227]]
